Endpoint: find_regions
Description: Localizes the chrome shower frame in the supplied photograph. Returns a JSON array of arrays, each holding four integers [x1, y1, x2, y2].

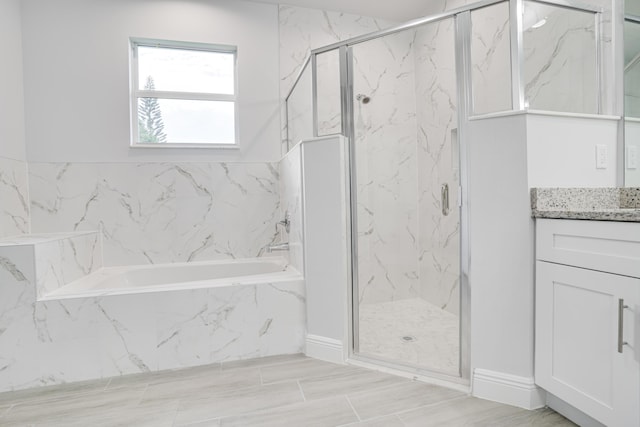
[[284, 0, 605, 385]]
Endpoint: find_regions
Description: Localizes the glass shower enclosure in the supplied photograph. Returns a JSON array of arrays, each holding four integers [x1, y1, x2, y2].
[[285, 0, 603, 382]]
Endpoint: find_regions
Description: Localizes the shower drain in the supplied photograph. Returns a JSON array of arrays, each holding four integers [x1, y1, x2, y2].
[[401, 335, 417, 342]]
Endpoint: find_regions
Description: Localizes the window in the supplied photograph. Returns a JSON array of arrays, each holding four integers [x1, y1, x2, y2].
[[130, 38, 237, 147]]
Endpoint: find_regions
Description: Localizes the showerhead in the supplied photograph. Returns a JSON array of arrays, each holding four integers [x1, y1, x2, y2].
[[356, 94, 371, 104]]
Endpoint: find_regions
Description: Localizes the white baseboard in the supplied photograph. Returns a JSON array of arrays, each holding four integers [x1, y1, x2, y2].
[[305, 334, 344, 364], [472, 369, 546, 410]]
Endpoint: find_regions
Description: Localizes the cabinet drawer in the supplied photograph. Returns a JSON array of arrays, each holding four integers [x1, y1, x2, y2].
[[536, 219, 640, 278]]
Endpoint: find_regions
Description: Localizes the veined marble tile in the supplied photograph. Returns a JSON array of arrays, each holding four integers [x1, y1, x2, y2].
[[95, 294, 157, 377], [0, 245, 38, 390], [523, 3, 598, 113], [29, 162, 280, 266], [278, 5, 394, 154], [278, 146, 303, 274], [28, 163, 101, 233], [470, 2, 512, 115], [33, 232, 102, 298], [352, 29, 420, 305], [255, 281, 306, 356], [155, 289, 213, 370], [0, 156, 30, 238]]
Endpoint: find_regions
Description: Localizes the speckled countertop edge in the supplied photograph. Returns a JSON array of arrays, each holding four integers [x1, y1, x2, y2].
[[531, 188, 640, 222]]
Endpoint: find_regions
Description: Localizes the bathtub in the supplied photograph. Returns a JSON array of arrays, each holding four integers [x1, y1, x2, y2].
[[0, 255, 305, 392], [42, 256, 301, 300]]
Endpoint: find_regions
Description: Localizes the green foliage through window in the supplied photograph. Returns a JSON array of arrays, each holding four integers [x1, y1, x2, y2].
[[137, 76, 167, 143]]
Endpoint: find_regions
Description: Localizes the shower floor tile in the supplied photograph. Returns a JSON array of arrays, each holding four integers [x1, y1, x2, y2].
[[358, 298, 459, 374]]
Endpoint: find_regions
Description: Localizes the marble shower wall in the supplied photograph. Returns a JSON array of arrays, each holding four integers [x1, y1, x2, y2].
[[0, 156, 30, 239], [523, 1, 599, 113], [414, 19, 461, 316], [278, 5, 394, 154], [352, 31, 420, 305], [279, 144, 304, 274], [28, 162, 280, 266]]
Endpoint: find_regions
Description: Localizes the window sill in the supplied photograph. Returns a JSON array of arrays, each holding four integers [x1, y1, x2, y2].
[[130, 143, 240, 150]]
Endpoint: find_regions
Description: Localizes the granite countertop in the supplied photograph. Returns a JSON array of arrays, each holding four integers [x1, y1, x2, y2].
[[531, 188, 640, 222]]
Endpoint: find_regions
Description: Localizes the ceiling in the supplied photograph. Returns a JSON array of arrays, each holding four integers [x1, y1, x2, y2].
[[249, 0, 440, 22]]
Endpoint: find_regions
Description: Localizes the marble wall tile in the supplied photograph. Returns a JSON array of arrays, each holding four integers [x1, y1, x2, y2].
[[523, 2, 599, 114], [0, 245, 37, 390], [414, 19, 461, 316], [29, 162, 280, 267], [352, 30, 420, 305], [34, 232, 102, 298], [155, 289, 212, 370], [279, 5, 394, 154], [256, 281, 306, 355], [0, 269, 305, 392], [0, 156, 30, 238], [470, 1, 513, 115], [279, 145, 303, 274]]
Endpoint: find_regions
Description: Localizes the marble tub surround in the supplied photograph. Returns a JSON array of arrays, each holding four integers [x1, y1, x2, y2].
[[278, 144, 304, 274], [0, 230, 102, 299], [0, 239, 305, 392], [28, 162, 281, 266], [0, 156, 30, 239], [531, 187, 640, 221]]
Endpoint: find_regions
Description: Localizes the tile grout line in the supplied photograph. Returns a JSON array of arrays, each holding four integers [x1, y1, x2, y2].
[[344, 394, 362, 422], [1, 404, 15, 418], [392, 394, 469, 421], [296, 380, 306, 402]]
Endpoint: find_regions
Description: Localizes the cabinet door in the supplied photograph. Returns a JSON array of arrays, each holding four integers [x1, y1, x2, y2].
[[535, 261, 639, 427]]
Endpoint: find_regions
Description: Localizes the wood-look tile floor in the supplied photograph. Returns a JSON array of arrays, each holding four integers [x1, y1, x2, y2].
[[0, 355, 576, 427]]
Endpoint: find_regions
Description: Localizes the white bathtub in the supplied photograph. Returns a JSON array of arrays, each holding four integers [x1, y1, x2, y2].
[[43, 256, 301, 300]]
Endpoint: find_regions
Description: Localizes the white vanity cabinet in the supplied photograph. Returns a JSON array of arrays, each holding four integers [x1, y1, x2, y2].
[[535, 219, 640, 427]]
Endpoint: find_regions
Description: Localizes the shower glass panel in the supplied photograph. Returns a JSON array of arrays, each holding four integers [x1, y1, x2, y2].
[[286, 61, 313, 151], [470, 1, 513, 115], [316, 49, 342, 136], [523, 1, 598, 113], [625, 17, 640, 186], [625, 18, 640, 118], [351, 17, 461, 376]]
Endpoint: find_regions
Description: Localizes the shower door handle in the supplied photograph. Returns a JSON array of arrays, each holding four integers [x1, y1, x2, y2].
[[441, 183, 449, 216]]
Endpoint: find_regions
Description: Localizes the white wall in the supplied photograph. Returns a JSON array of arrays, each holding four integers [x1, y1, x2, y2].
[[0, 0, 30, 239], [21, 0, 281, 163], [526, 114, 619, 187], [302, 137, 349, 362], [467, 114, 537, 400], [0, 0, 26, 161], [625, 120, 640, 186]]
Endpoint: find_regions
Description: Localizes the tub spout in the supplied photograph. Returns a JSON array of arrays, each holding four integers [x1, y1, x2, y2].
[[266, 242, 289, 253]]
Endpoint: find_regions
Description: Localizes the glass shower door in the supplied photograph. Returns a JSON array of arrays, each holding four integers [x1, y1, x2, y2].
[[350, 18, 461, 377]]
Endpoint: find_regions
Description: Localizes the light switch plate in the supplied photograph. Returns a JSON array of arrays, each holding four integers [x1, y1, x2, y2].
[[596, 144, 608, 169]]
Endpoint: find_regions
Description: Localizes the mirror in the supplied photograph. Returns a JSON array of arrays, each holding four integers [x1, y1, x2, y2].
[[625, 3, 640, 185]]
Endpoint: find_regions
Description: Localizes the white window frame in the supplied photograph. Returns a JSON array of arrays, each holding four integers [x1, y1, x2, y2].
[[129, 37, 239, 148]]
